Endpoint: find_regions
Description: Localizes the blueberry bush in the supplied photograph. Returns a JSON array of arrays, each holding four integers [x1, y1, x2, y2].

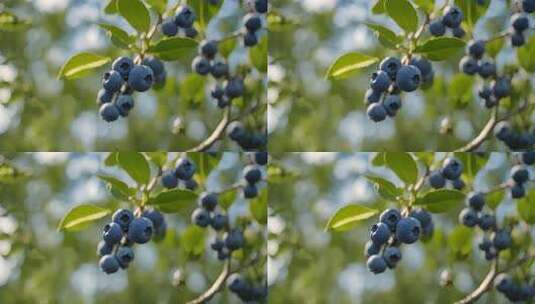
[[269, 0, 535, 151], [0, 152, 267, 303], [0, 1, 266, 151]]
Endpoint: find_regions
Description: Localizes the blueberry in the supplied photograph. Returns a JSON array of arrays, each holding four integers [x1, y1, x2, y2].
[[97, 240, 113, 256], [511, 14, 529, 32], [523, 0, 535, 13], [217, 247, 230, 260], [99, 254, 120, 274], [184, 178, 198, 191], [192, 56, 211, 75], [175, 6, 196, 28], [227, 121, 247, 141], [97, 89, 114, 105], [379, 57, 402, 79], [467, 40, 486, 59], [175, 158, 196, 180], [116, 246, 134, 268], [452, 178, 465, 190], [112, 57, 134, 79], [142, 209, 165, 230], [116, 94, 134, 117], [492, 229, 512, 250], [211, 213, 228, 230], [484, 246, 497, 260], [254, 0, 268, 13], [162, 171, 178, 189], [142, 56, 165, 77], [484, 96, 498, 109], [383, 94, 402, 117], [370, 222, 391, 245], [244, 165, 262, 184], [495, 273, 514, 293], [395, 217, 421, 244], [409, 208, 432, 229], [102, 70, 124, 93], [244, 31, 258, 47], [225, 229, 245, 250], [422, 221, 435, 239], [478, 237, 492, 251], [409, 56, 433, 79], [225, 78, 245, 99], [367, 103, 387, 122], [522, 152, 535, 165], [452, 26, 466, 38], [199, 40, 218, 59], [211, 62, 229, 78], [153, 220, 167, 241], [396, 65, 421, 92], [211, 85, 225, 100], [511, 31, 525, 47], [459, 56, 479, 75], [367, 255, 387, 274], [429, 171, 446, 189], [510, 165, 529, 184], [478, 61, 496, 79], [244, 13, 262, 32], [429, 20, 446, 36], [211, 238, 225, 251], [365, 89, 382, 105], [99, 103, 119, 122], [479, 86, 492, 100], [459, 208, 479, 227], [161, 18, 178, 36], [112, 209, 134, 230], [467, 192, 485, 211], [243, 183, 258, 199], [253, 152, 268, 165], [184, 26, 198, 38], [442, 6, 464, 28], [478, 213, 496, 231], [127, 217, 153, 244], [379, 208, 401, 231], [227, 274, 247, 293], [127, 65, 154, 92], [364, 240, 381, 257], [441, 157, 463, 180], [370, 70, 391, 93], [494, 121, 513, 141], [383, 247, 402, 268], [511, 183, 525, 199], [103, 222, 123, 244], [192, 208, 211, 227], [199, 192, 218, 211]]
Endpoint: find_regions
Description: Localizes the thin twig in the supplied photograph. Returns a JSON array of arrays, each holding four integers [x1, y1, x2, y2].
[[187, 107, 231, 152], [455, 107, 499, 152], [186, 260, 231, 304]]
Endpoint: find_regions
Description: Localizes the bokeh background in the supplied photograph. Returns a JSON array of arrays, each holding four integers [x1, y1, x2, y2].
[[268, 152, 531, 303], [0, 152, 266, 303], [268, 0, 534, 151], [0, 0, 266, 151]]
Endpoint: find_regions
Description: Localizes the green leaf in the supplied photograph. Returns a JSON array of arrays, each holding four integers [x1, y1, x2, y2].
[[449, 226, 474, 259], [454, 153, 488, 180], [58, 204, 110, 232], [385, 152, 418, 186], [371, 152, 386, 166], [385, 0, 418, 34], [57, 52, 111, 80], [365, 175, 403, 201], [365, 23, 402, 49], [148, 37, 198, 61], [117, 152, 150, 185], [181, 226, 206, 256], [448, 74, 474, 109], [454, 0, 490, 28], [190, 0, 223, 30], [0, 11, 30, 31], [325, 52, 379, 80], [250, 188, 267, 225], [486, 190, 504, 209], [189, 153, 220, 182], [486, 36, 505, 58], [414, 189, 465, 213], [518, 188, 535, 224], [219, 190, 237, 210], [117, 0, 151, 33], [415, 37, 466, 61], [104, 0, 118, 14], [146, 152, 167, 168], [412, 0, 434, 12], [144, 0, 167, 14], [97, 175, 135, 201], [325, 204, 378, 232], [179, 74, 206, 105], [518, 36, 535, 73], [104, 152, 118, 167], [372, 0, 386, 14], [147, 189, 197, 213], [219, 38, 237, 58], [98, 23, 135, 49], [249, 35, 268, 73]]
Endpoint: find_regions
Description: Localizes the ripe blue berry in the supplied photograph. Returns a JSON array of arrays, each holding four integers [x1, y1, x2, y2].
[[211, 62, 229, 78], [175, 6, 196, 28], [227, 274, 247, 293], [103, 222, 123, 244], [99, 103, 119, 122], [116, 246, 134, 268], [97, 240, 113, 256], [511, 31, 525, 47], [244, 165, 262, 184], [511, 14, 529, 32], [383, 95, 402, 117], [253, 152, 268, 165], [365, 89, 382, 105], [521, 152, 535, 165], [162, 171, 178, 189], [127, 65, 154, 92], [492, 229, 512, 250], [192, 208, 211, 227], [409, 57, 432, 79], [379, 208, 401, 231], [112, 209, 134, 230], [379, 57, 402, 79], [396, 65, 421, 92], [192, 56, 211, 75], [225, 78, 245, 99], [442, 6, 464, 28], [452, 178, 465, 190], [395, 217, 421, 244], [185, 26, 198, 38], [254, 0, 268, 13], [244, 31, 258, 47], [199, 40, 218, 59], [467, 40, 486, 59], [459, 208, 479, 227], [370, 70, 391, 93], [227, 121, 247, 141], [142, 209, 165, 230], [429, 171, 446, 189], [199, 192, 218, 211], [127, 217, 154, 244], [429, 20, 446, 36], [367, 254, 387, 274], [383, 247, 402, 268], [364, 240, 381, 257], [184, 178, 198, 191], [161, 18, 178, 36], [367, 103, 387, 122], [211, 213, 228, 230], [494, 121, 513, 141], [211, 238, 225, 251], [441, 157, 463, 180], [510, 165, 529, 184], [522, 0, 535, 13], [452, 26, 466, 38], [116, 94, 134, 117], [112, 57, 134, 79], [99, 254, 120, 274], [478, 61, 496, 79], [409, 208, 432, 229], [243, 183, 258, 199], [495, 273, 514, 293], [142, 56, 165, 77], [225, 229, 245, 250], [459, 56, 479, 75], [102, 70, 124, 93], [370, 222, 391, 245], [467, 192, 485, 211], [511, 183, 525, 199], [175, 158, 196, 180], [97, 89, 114, 105], [478, 213, 496, 231], [244, 14, 262, 32]]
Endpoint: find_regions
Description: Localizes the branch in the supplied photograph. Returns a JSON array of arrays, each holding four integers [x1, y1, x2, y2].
[[187, 107, 231, 152], [186, 260, 231, 304], [455, 107, 498, 152]]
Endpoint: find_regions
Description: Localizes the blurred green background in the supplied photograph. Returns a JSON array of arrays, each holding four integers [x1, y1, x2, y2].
[[0, 152, 266, 303], [268, 152, 528, 303], [268, 0, 534, 151], [0, 0, 266, 151]]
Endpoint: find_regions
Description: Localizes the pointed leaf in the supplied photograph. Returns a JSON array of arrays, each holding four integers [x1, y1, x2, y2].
[[385, 0, 418, 34], [148, 37, 198, 61], [385, 152, 418, 185], [325, 52, 379, 80], [58, 52, 110, 80], [117, 152, 150, 185], [326, 204, 378, 232], [117, 0, 150, 33], [414, 189, 465, 213], [58, 204, 110, 231], [365, 175, 403, 201]]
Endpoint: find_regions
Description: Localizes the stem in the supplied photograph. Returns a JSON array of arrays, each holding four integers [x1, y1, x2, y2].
[[186, 259, 232, 304], [187, 107, 231, 152], [455, 107, 499, 152]]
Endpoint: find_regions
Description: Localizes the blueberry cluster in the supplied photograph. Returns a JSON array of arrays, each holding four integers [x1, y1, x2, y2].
[[160, 5, 198, 38], [510, 12, 530, 47], [161, 157, 198, 190], [494, 273, 535, 302], [97, 208, 166, 274], [428, 157, 466, 190], [365, 207, 433, 274], [508, 163, 530, 199], [242, 161, 264, 199], [365, 56, 433, 122], [494, 121, 535, 150], [227, 273, 268, 302], [429, 6, 466, 38], [97, 56, 166, 122], [242, 1, 268, 47], [227, 121, 267, 151], [518, 0, 535, 15]]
